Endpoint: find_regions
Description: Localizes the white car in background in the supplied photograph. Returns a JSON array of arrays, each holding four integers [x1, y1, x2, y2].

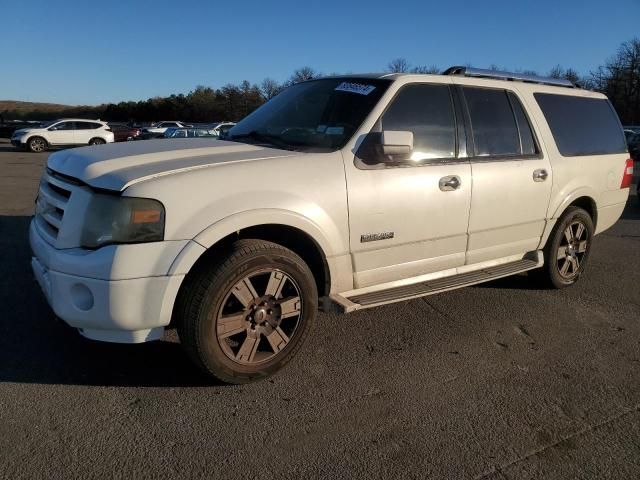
[[142, 121, 191, 135], [209, 121, 236, 137], [11, 119, 115, 152]]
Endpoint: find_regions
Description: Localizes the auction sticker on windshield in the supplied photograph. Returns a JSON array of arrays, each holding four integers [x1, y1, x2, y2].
[[335, 82, 376, 95]]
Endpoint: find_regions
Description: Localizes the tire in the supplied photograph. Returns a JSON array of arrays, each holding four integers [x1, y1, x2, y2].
[[532, 206, 594, 289], [88, 138, 106, 146], [176, 239, 318, 384], [27, 136, 47, 153]]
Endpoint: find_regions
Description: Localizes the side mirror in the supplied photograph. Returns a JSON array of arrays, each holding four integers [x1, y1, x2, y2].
[[381, 130, 413, 157], [48, 126, 58, 131]]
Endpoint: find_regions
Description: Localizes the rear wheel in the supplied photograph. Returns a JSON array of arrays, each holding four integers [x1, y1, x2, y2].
[[533, 206, 594, 289], [176, 239, 318, 384], [88, 138, 106, 146], [27, 136, 47, 153]]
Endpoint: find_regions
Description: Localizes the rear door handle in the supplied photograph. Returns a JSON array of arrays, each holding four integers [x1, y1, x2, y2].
[[439, 175, 461, 191], [533, 169, 548, 182]]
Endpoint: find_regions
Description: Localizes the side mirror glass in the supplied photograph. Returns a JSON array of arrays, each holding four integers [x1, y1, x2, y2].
[[381, 130, 413, 157]]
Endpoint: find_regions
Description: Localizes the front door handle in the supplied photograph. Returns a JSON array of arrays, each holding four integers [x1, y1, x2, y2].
[[439, 175, 461, 191], [533, 169, 548, 182]]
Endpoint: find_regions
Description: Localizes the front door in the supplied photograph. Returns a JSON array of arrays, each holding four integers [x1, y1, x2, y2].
[[48, 121, 76, 145], [345, 83, 472, 289]]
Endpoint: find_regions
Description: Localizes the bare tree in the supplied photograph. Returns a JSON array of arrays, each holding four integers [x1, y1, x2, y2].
[[411, 65, 440, 74], [386, 58, 410, 73], [260, 78, 281, 100], [288, 66, 319, 85]]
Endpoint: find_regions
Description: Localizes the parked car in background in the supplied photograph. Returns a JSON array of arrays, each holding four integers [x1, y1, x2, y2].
[[163, 127, 218, 138], [209, 122, 236, 137], [142, 121, 192, 136], [11, 119, 114, 152], [109, 124, 141, 142], [627, 133, 640, 162]]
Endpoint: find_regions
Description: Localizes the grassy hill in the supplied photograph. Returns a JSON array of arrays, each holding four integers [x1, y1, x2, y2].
[[0, 100, 77, 115]]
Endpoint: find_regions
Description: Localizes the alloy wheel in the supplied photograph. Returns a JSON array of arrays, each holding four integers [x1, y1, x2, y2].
[[216, 269, 302, 365], [30, 138, 45, 152], [557, 220, 588, 279]]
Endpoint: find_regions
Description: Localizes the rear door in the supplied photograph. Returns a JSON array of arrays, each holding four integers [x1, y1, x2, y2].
[[456, 84, 553, 264], [75, 121, 102, 144], [345, 82, 472, 288]]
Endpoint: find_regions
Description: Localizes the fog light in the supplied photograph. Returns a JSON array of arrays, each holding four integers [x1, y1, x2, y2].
[[70, 283, 94, 311]]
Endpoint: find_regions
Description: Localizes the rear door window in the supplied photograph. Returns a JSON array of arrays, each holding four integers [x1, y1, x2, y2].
[[463, 87, 521, 157], [534, 93, 627, 156], [508, 92, 538, 156]]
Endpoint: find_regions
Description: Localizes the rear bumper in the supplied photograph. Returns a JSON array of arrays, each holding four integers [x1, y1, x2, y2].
[[29, 219, 185, 343]]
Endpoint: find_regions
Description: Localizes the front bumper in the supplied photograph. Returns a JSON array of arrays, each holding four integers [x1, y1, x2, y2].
[[29, 219, 186, 343], [11, 139, 25, 147]]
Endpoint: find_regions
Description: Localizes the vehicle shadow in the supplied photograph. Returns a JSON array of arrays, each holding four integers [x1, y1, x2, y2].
[[621, 197, 640, 220], [0, 216, 222, 387]]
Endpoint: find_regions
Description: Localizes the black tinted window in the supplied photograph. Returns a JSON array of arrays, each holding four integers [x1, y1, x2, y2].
[[508, 92, 538, 155], [53, 122, 74, 130], [76, 122, 101, 130], [463, 87, 520, 156], [534, 93, 626, 156], [381, 84, 456, 162]]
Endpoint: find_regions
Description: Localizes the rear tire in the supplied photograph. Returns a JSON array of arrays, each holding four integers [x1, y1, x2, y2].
[[532, 206, 594, 289], [27, 136, 47, 153], [176, 239, 318, 384], [88, 138, 106, 146]]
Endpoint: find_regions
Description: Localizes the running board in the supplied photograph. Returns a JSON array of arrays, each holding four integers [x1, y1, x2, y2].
[[329, 256, 541, 313]]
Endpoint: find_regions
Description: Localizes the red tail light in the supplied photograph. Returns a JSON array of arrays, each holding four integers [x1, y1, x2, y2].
[[621, 158, 634, 189]]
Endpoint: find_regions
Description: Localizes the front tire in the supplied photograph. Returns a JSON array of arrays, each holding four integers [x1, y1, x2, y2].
[[27, 136, 47, 153], [533, 206, 594, 289], [176, 239, 318, 384]]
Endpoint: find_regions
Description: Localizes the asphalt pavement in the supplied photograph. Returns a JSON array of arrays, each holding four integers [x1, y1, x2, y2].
[[1, 140, 639, 479]]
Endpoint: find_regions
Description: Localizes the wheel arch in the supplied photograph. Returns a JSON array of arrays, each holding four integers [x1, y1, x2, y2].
[[26, 135, 48, 147], [170, 216, 335, 298], [541, 190, 598, 248]]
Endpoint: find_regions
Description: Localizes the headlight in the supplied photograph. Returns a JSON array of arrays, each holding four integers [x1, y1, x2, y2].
[[80, 195, 165, 248]]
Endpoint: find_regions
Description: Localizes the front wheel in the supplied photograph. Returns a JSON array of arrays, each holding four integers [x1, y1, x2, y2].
[[27, 136, 47, 153], [532, 206, 594, 289], [176, 239, 318, 384]]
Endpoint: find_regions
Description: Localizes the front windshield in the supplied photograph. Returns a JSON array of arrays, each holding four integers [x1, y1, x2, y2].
[[227, 78, 391, 152]]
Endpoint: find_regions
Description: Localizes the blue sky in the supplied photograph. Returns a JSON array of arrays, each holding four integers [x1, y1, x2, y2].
[[2, 0, 638, 105]]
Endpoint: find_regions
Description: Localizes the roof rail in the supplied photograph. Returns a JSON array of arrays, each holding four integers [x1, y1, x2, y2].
[[443, 66, 576, 88]]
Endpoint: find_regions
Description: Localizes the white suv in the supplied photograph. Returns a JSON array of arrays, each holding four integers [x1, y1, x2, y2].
[[29, 68, 632, 383], [12, 119, 115, 152]]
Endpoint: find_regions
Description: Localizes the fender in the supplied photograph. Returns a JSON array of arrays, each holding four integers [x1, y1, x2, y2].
[[168, 208, 340, 276], [539, 186, 599, 248]]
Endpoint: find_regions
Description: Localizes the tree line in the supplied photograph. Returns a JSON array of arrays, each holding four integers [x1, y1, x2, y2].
[[3, 38, 639, 125]]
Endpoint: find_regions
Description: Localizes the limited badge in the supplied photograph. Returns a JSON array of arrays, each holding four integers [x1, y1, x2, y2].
[[360, 232, 394, 243]]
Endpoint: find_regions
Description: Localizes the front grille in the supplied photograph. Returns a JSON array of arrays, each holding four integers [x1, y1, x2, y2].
[[35, 171, 74, 244]]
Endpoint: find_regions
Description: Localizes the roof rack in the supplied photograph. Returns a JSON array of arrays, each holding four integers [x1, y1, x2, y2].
[[443, 66, 576, 88]]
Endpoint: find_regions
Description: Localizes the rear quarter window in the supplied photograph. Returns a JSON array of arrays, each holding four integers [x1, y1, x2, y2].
[[534, 93, 627, 156]]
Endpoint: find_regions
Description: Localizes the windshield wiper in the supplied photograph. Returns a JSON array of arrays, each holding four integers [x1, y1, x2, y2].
[[227, 130, 294, 150]]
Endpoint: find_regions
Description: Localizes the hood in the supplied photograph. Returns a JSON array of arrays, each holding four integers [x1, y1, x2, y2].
[[13, 128, 36, 135], [47, 138, 296, 191]]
